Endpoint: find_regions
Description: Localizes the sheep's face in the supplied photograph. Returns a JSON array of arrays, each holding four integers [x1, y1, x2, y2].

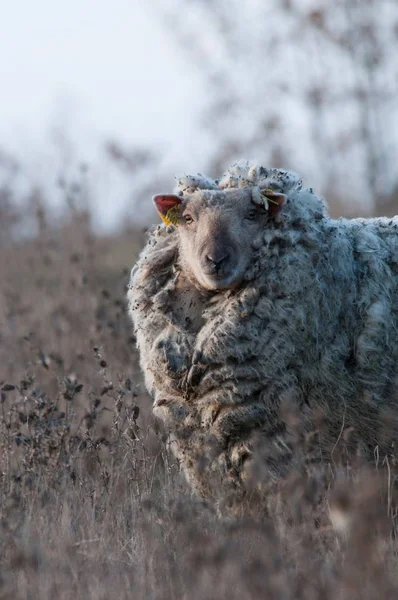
[[153, 187, 286, 291]]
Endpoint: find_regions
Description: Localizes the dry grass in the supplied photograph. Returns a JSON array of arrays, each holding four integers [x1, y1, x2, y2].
[[2, 198, 398, 599]]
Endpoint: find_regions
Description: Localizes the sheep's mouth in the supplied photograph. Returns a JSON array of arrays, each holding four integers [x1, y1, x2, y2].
[[201, 270, 241, 290]]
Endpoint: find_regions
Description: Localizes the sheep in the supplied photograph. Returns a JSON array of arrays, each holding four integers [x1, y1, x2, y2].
[[128, 160, 398, 500]]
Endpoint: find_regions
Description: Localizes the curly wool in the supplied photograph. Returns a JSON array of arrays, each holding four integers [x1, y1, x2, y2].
[[128, 162, 398, 498]]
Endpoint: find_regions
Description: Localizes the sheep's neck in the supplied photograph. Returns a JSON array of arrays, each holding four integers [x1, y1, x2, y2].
[[171, 274, 211, 333]]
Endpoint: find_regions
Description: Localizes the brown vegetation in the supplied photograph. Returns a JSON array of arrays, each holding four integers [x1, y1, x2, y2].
[[1, 196, 398, 599]]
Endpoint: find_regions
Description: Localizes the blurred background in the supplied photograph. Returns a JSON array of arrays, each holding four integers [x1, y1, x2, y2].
[[2, 0, 398, 240]]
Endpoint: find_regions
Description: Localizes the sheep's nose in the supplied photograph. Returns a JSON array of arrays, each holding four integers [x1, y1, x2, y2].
[[206, 253, 229, 269]]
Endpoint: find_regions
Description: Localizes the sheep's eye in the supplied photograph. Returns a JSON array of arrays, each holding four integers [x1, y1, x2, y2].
[[183, 214, 194, 224], [246, 210, 257, 220]]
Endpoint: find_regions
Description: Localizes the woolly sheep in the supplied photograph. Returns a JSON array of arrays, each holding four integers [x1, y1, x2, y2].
[[128, 160, 398, 499]]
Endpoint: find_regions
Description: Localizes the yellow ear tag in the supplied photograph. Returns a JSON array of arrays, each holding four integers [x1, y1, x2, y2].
[[261, 189, 279, 205], [160, 205, 181, 227]]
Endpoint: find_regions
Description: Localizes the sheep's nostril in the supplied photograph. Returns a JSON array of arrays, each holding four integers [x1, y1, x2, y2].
[[205, 253, 229, 276], [206, 253, 228, 269]]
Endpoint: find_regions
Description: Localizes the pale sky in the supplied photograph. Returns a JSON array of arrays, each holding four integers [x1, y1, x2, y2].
[[0, 0, 207, 227], [3, 1, 396, 228]]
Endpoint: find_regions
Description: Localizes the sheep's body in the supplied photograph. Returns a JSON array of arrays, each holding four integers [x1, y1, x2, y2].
[[128, 164, 398, 498]]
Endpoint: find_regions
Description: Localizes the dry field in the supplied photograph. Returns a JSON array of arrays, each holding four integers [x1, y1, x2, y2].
[[1, 200, 398, 599]]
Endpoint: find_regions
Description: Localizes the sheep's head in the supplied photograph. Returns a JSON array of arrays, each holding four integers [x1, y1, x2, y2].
[[153, 186, 286, 291]]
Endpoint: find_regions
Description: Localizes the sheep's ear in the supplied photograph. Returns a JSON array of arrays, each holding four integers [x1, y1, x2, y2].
[[261, 189, 287, 218], [153, 194, 182, 226]]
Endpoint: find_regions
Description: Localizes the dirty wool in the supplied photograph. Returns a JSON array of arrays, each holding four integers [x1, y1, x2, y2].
[[128, 163, 398, 499]]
